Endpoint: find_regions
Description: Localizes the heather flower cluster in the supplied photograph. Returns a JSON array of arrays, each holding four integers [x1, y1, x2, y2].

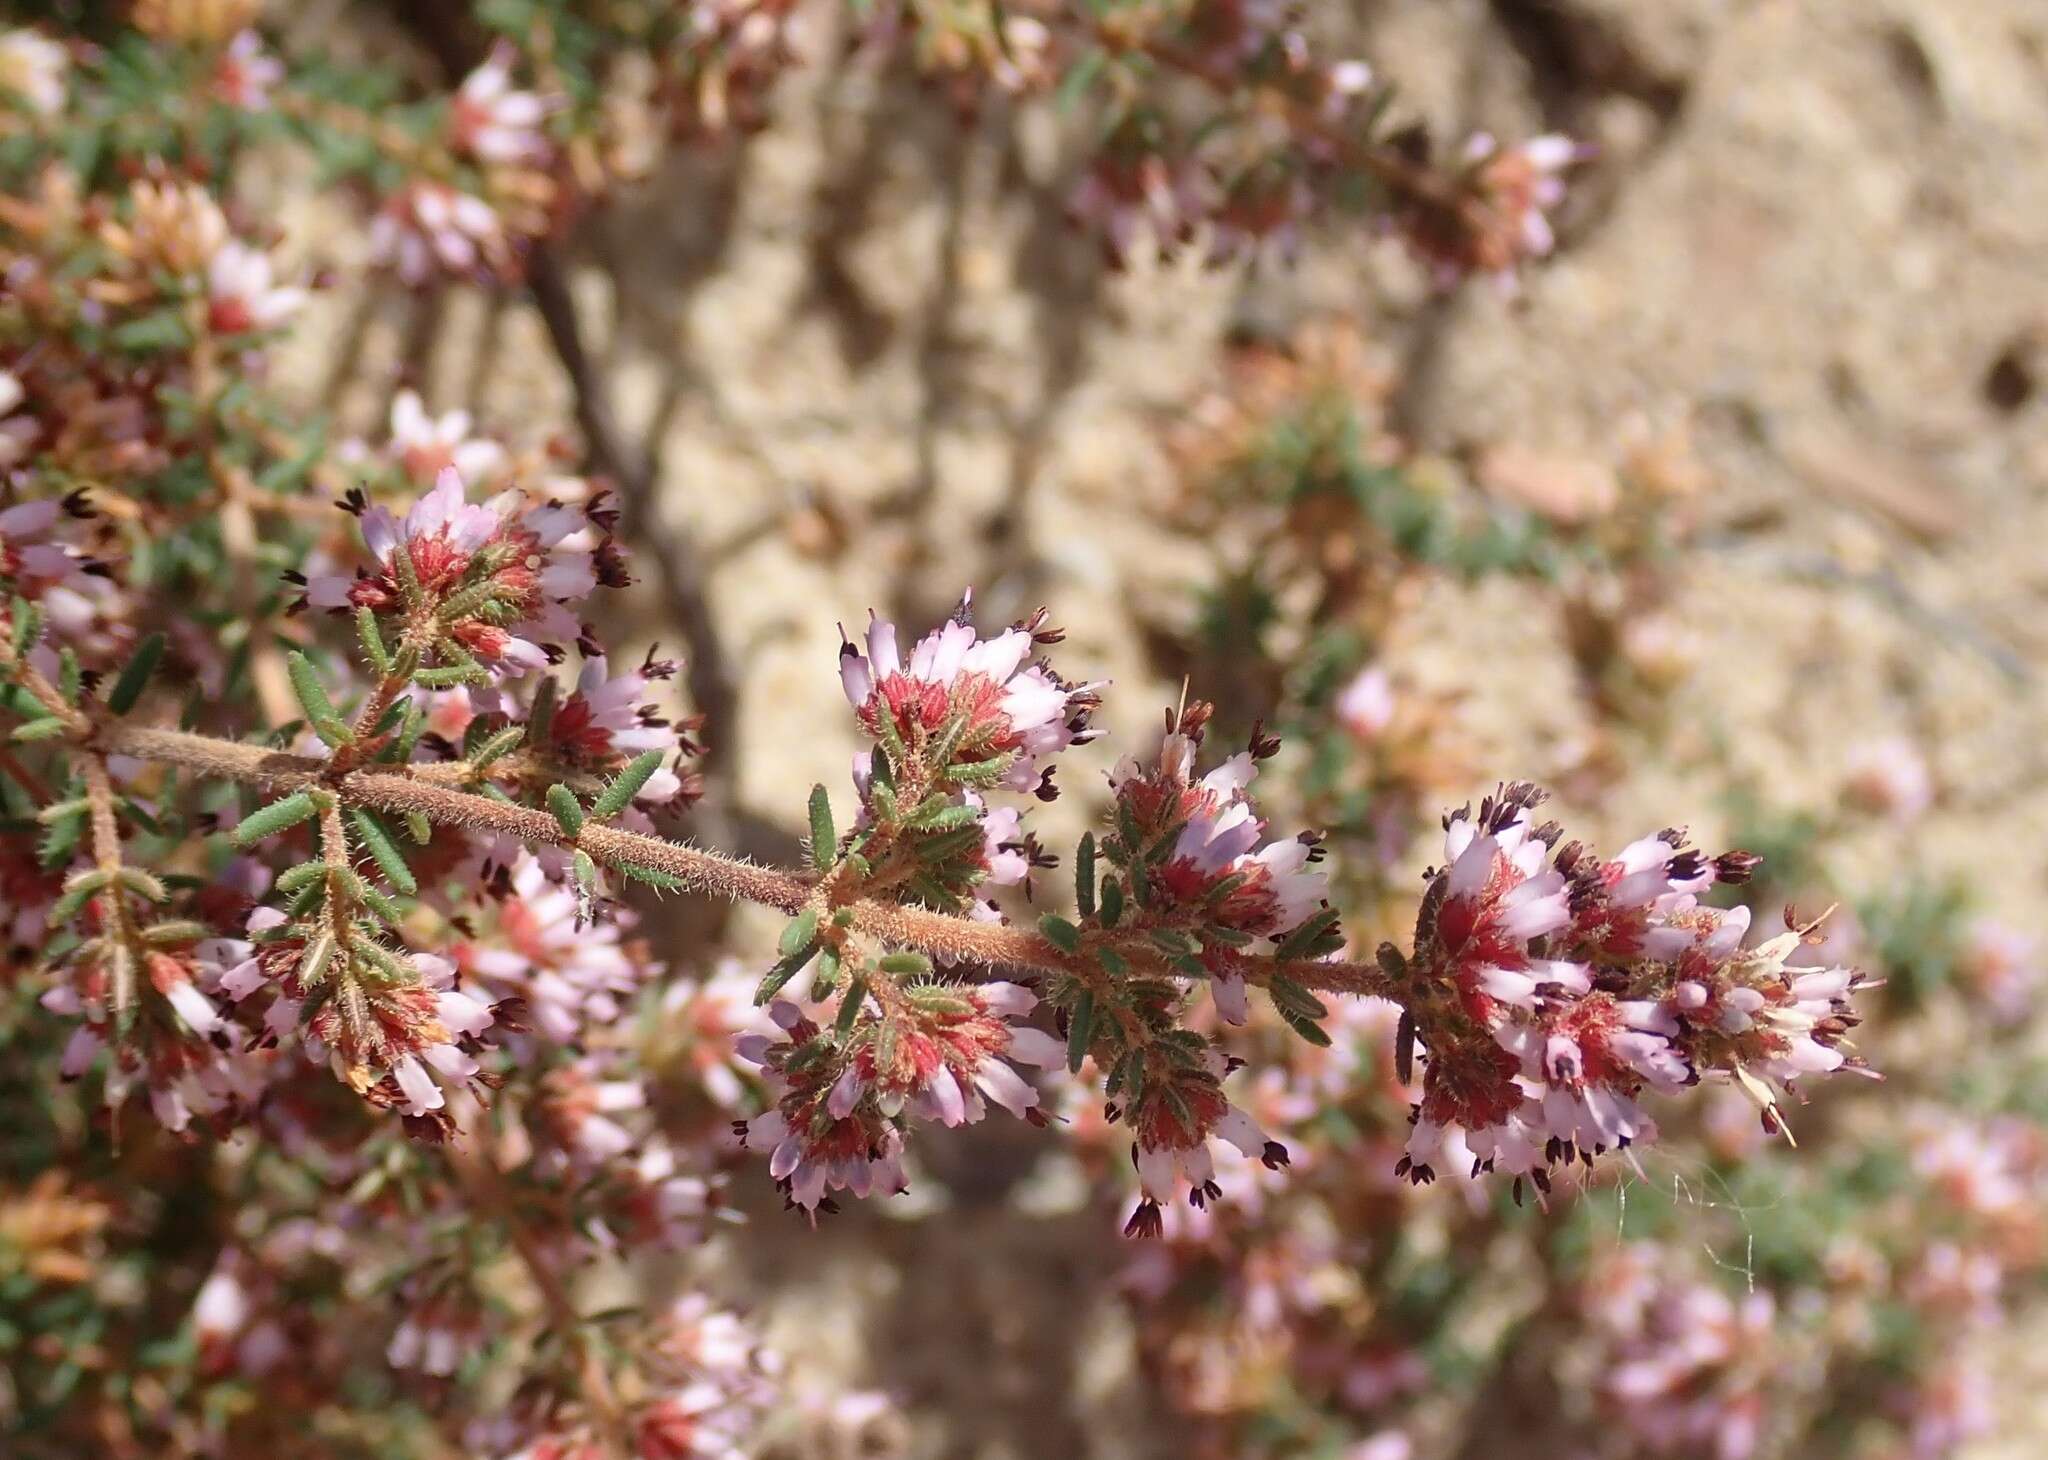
[[1394, 783, 1875, 1197], [302, 466, 605, 679], [0, 8, 1953, 1459], [720, 632, 1873, 1238]]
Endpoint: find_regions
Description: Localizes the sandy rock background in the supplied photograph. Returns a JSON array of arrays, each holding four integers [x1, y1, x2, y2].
[[267, 0, 2048, 1453]]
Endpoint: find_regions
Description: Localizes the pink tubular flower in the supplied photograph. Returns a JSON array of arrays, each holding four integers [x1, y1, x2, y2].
[[449, 45, 557, 164], [1106, 716, 1331, 1026], [736, 1087, 909, 1214], [459, 854, 651, 1044], [735, 982, 1065, 1213], [826, 980, 1064, 1129], [212, 30, 281, 111], [362, 951, 496, 1117], [223, 920, 495, 1119], [305, 466, 598, 677], [369, 182, 513, 284], [1, 492, 97, 599], [541, 654, 690, 804], [0, 29, 67, 116], [1125, 1048, 1290, 1237], [974, 797, 1031, 886], [1435, 800, 1573, 958], [1110, 728, 1328, 933], [838, 596, 1099, 798], [1158, 752, 1327, 935], [1398, 785, 1872, 1192], [42, 937, 271, 1133], [735, 1004, 907, 1213], [206, 241, 307, 336], [386, 388, 510, 486], [1, 369, 38, 468]]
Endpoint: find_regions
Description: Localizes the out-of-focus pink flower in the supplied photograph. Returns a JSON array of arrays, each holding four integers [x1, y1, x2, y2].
[[384, 389, 510, 486], [1904, 1364, 1995, 1458], [0, 29, 67, 116], [449, 45, 557, 164], [1911, 1116, 2036, 1220], [460, 854, 652, 1044], [0, 369, 36, 469], [1336, 665, 1396, 740], [1398, 132, 1589, 289], [1, 492, 97, 600], [1960, 917, 2041, 1016], [369, 182, 514, 284], [1588, 1252, 1776, 1460], [1066, 120, 1209, 267], [206, 241, 307, 335], [1343, 1433, 1412, 1460], [1843, 735, 1934, 820], [212, 30, 281, 111], [658, 959, 775, 1109]]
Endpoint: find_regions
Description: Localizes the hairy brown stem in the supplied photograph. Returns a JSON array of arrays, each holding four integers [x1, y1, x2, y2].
[[81, 755, 138, 1025], [98, 723, 1392, 1000], [0, 636, 89, 735], [335, 616, 437, 771]]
